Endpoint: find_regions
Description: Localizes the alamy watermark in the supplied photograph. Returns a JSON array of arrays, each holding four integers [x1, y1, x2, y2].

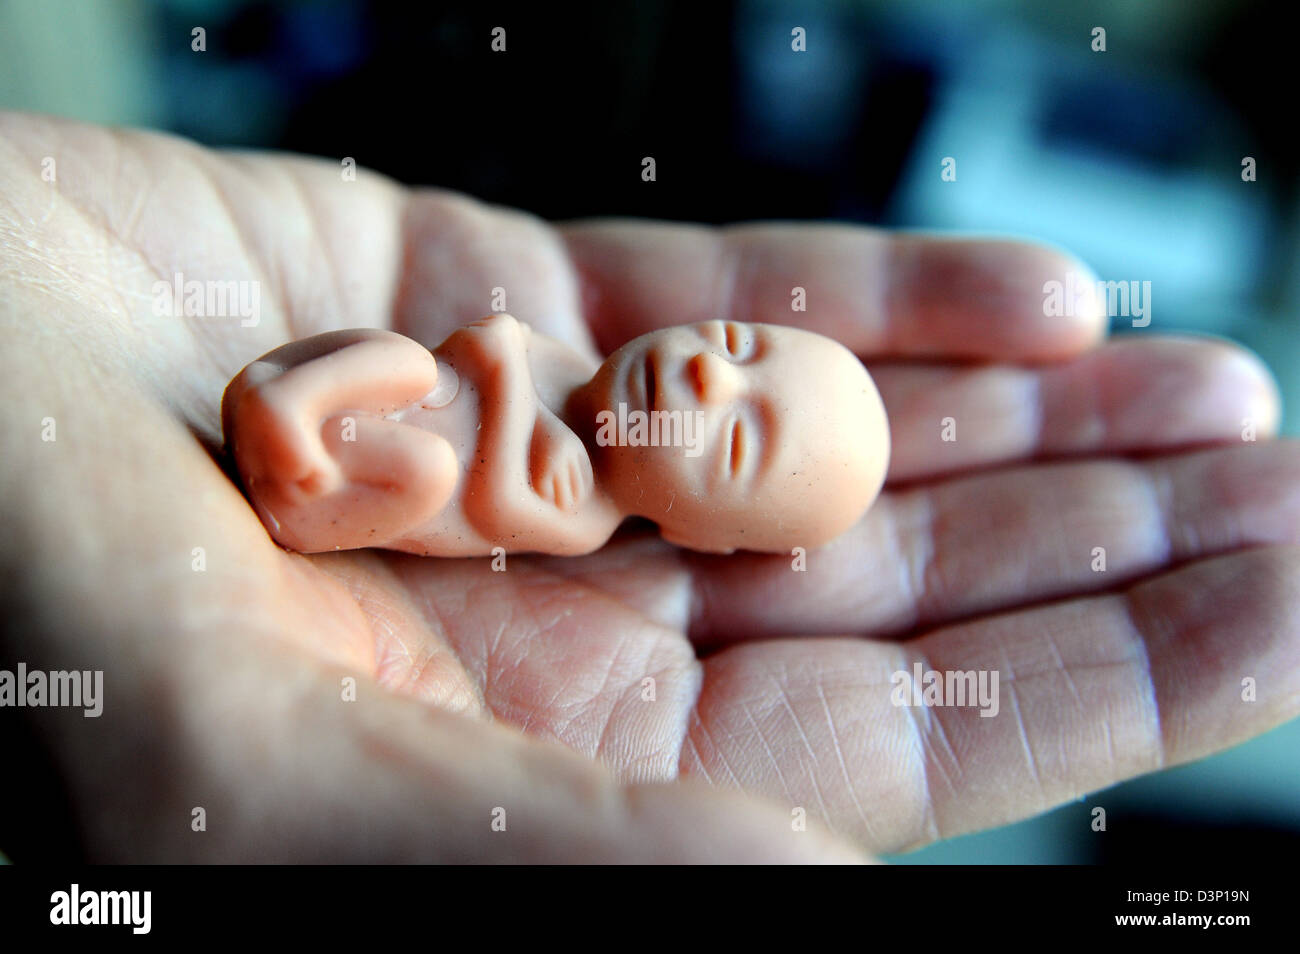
[[50, 884, 150, 934], [1044, 271, 1151, 327], [0, 663, 103, 717], [595, 403, 706, 457], [890, 662, 1000, 718], [152, 271, 261, 327]]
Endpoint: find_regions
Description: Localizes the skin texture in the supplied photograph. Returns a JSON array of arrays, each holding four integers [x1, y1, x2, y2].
[[221, 315, 889, 556], [2, 112, 1299, 862]]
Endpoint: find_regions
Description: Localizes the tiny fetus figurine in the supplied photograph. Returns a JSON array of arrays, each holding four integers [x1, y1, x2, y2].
[[221, 315, 889, 556]]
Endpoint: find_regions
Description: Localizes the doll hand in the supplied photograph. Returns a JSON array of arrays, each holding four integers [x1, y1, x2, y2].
[[528, 405, 594, 513], [441, 313, 527, 377]]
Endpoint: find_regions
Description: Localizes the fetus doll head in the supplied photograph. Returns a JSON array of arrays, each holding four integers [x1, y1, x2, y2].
[[572, 320, 890, 553]]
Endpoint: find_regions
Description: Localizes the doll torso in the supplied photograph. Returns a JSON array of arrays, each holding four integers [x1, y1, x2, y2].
[[382, 324, 623, 556]]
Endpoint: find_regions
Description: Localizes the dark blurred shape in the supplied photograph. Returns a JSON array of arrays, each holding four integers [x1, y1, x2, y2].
[[1088, 810, 1300, 864], [1200, 0, 1300, 206], [1040, 73, 1204, 168], [148, 0, 1294, 332], [0, 709, 84, 862], [282, 2, 746, 220]]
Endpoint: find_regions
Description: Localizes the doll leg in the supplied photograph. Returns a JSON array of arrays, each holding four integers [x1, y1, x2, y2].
[[222, 329, 458, 553]]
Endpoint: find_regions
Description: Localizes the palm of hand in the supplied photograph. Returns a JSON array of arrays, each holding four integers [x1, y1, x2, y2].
[[3, 113, 1296, 862]]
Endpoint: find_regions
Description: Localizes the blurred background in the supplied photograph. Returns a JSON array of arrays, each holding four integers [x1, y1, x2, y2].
[[2, 0, 1296, 862]]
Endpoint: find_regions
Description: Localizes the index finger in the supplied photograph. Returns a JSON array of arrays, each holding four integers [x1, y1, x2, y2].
[[561, 220, 1108, 360]]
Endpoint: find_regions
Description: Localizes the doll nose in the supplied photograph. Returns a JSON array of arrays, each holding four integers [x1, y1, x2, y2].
[[686, 350, 741, 404]]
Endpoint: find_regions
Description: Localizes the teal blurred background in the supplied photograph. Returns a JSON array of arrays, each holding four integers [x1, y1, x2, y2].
[[2, 0, 1295, 862]]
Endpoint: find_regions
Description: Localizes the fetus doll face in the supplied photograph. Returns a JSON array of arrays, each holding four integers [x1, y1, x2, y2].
[[574, 320, 890, 553]]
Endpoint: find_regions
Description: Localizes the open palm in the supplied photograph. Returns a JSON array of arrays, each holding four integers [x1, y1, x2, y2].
[[3, 112, 1296, 862]]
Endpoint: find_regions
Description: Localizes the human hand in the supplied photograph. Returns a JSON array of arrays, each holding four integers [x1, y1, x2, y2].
[[2, 112, 1295, 861]]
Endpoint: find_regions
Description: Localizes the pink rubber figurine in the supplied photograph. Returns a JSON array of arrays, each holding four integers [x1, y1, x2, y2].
[[221, 315, 889, 556]]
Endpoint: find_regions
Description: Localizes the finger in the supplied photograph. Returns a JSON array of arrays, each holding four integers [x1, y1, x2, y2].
[[561, 220, 1107, 359], [393, 191, 601, 359], [872, 335, 1281, 483], [112, 640, 868, 862], [685, 440, 1300, 645], [681, 545, 1300, 853]]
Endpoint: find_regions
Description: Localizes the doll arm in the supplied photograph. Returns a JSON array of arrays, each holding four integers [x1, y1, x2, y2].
[[222, 329, 459, 552], [438, 315, 599, 551]]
